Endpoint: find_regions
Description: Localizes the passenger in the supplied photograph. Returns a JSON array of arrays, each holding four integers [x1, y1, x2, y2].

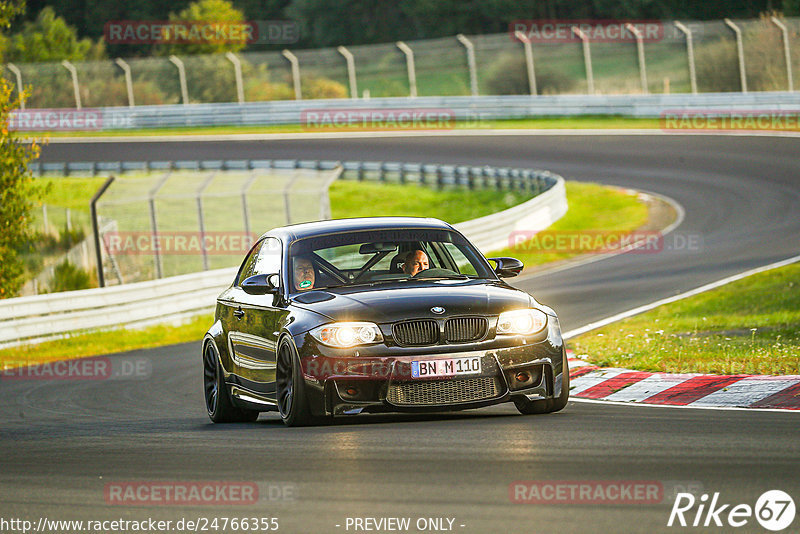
[[293, 256, 316, 291], [403, 250, 429, 276]]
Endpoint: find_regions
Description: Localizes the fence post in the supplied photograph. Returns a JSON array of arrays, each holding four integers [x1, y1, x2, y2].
[[771, 16, 794, 92], [625, 23, 648, 94], [396, 41, 418, 98], [456, 34, 479, 97], [148, 173, 171, 279], [337, 46, 358, 99], [61, 60, 82, 109], [7, 63, 24, 109], [114, 58, 135, 107], [571, 26, 595, 95], [90, 176, 115, 287], [241, 172, 258, 237], [283, 172, 301, 225], [196, 173, 216, 271], [724, 18, 747, 93], [674, 21, 698, 94], [513, 31, 537, 95], [169, 55, 189, 104], [282, 50, 302, 100], [320, 165, 342, 220], [225, 52, 245, 103]]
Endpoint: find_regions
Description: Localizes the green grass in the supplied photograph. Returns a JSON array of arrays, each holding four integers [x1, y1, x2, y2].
[[32, 116, 661, 137], [329, 180, 532, 223], [571, 262, 800, 375], [37, 175, 532, 224], [37, 177, 107, 211], [491, 182, 650, 268], [0, 314, 213, 367]]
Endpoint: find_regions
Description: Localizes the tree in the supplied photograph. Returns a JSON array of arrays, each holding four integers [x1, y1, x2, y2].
[[0, 0, 42, 298], [6, 6, 103, 62], [156, 0, 248, 56]]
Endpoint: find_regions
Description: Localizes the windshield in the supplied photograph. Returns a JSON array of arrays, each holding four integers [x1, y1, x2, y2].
[[288, 228, 494, 291]]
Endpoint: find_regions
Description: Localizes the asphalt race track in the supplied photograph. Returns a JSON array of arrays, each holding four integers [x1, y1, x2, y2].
[[2, 133, 798, 533]]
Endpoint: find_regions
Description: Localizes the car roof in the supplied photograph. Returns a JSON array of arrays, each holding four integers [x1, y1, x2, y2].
[[262, 217, 457, 243]]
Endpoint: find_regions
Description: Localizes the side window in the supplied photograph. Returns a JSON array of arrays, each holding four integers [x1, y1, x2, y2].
[[253, 237, 282, 276], [236, 239, 265, 286], [442, 243, 478, 276]]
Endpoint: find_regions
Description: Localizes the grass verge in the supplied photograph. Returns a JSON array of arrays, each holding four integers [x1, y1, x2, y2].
[[570, 262, 800, 375], [491, 182, 651, 268], [38, 176, 534, 228], [1, 314, 213, 367], [31, 116, 661, 138], [329, 180, 532, 223]]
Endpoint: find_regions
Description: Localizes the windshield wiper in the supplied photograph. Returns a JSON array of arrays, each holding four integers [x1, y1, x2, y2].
[[414, 274, 472, 280]]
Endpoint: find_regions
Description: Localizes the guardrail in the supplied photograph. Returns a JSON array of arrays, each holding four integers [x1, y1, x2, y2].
[[2, 161, 566, 348], [13, 92, 800, 132], [30, 158, 558, 196]]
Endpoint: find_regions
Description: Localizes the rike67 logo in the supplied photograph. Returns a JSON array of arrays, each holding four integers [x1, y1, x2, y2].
[[668, 490, 795, 531]]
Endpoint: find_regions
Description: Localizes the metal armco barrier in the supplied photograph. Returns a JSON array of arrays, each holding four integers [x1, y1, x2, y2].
[[12, 92, 800, 132], [2, 161, 566, 347]]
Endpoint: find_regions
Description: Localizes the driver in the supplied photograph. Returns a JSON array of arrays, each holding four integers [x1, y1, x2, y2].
[[293, 256, 316, 291], [403, 250, 429, 276]]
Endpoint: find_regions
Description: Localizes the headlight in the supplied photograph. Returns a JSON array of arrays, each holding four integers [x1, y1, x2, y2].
[[309, 322, 384, 348], [496, 309, 548, 335]]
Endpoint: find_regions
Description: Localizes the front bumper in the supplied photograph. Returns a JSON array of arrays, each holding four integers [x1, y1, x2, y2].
[[295, 325, 565, 417]]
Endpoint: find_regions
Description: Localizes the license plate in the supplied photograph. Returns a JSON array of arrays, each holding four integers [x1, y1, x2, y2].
[[411, 356, 481, 378]]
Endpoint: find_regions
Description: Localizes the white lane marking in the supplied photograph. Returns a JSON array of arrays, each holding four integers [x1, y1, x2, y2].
[[690, 377, 800, 407], [604, 373, 696, 402], [41, 128, 800, 143], [568, 369, 629, 395], [568, 357, 598, 370], [569, 396, 800, 413], [563, 253, 800, 339]]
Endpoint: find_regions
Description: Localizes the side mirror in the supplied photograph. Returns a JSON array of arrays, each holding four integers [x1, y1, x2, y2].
[[241, 273, 280, 295], [487, 257, 524, 278]]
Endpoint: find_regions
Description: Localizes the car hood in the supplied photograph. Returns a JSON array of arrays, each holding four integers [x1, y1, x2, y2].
[[289, 279, 533, 323]]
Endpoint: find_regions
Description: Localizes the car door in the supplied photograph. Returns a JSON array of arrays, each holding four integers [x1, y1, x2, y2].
[[218, 237, 286, 399]]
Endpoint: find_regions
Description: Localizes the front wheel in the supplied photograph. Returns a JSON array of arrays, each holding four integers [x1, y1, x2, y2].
[[203, 340, 259, 423], [514, 350, 570, 415], [276, 338, 326, 427]]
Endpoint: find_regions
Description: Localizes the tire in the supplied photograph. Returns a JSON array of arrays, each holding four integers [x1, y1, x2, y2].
[[275, 337, 326, 427], [514, 349, 570, 415], [203, 340, 259, 423]]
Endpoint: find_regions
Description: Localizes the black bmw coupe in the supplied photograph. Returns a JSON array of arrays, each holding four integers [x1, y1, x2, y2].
[[203, 217, 568, 426]]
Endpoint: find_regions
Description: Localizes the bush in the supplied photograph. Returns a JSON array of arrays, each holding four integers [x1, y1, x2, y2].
[[485, 53, 576, 95], [695, 40, 741, 92], [49, 259, 92, 292], [301, 75, 348, 99]]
